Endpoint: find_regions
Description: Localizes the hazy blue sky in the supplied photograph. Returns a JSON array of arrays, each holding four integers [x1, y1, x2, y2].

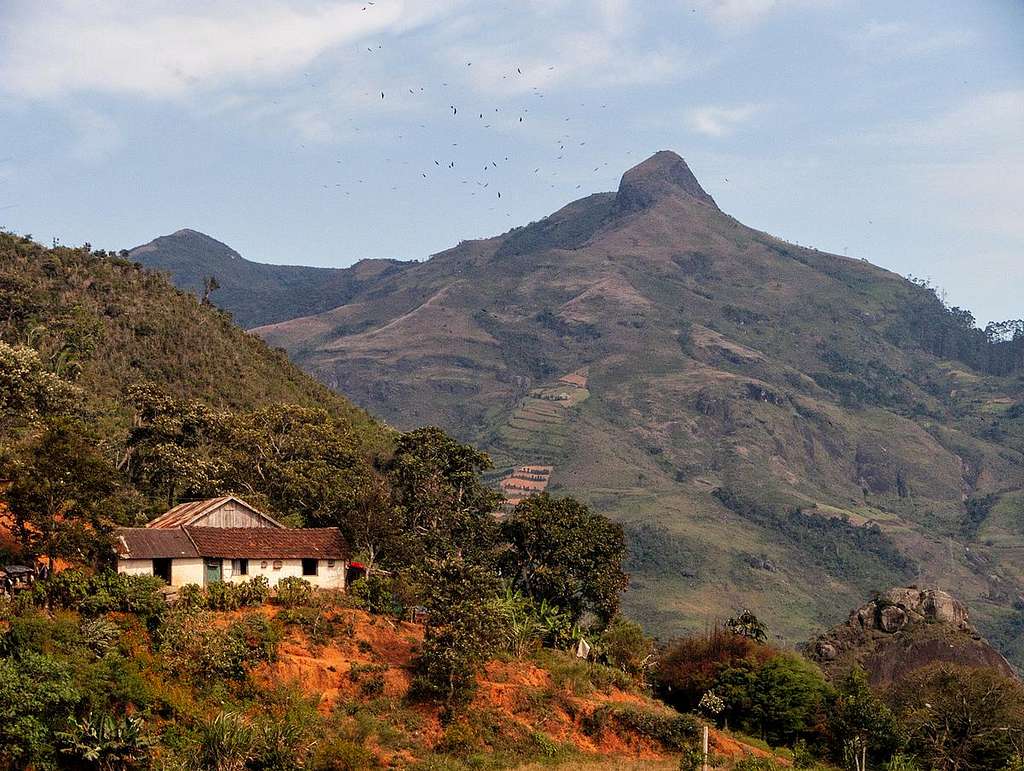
[[1, 1, 1021, 323]]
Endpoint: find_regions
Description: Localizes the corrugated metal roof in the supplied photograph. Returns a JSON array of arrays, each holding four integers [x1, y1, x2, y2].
[[145, 496, 283, 529], [184, 527, 349, 559], [115, 528, 199, 559]]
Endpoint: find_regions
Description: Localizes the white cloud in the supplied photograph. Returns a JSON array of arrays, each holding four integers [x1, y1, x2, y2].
[[862, 90, 1024, 154], [686, 103, 762, 136], [0, 0, 458, 100], [454, 2, 697, 97]]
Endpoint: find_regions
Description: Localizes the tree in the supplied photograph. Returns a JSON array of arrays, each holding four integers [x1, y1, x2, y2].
[[412, 556, 501, 712], [499, 493, 628, 625], [727, 610, 769, 643], [125, 385, 223, 507], [888, 664, 1024, 771], [214, 403, 369, 527], [0, 341, 79, 436], [2, 420, 136, 568], [385, 426, 501, 565], [0, 652, 80, 769], [716, 653, 830, 746], [201, 275, 220, 305], [828, 668, 903, 771]]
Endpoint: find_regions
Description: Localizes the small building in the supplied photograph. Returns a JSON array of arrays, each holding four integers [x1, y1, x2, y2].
[[114, 496, 349, 590]]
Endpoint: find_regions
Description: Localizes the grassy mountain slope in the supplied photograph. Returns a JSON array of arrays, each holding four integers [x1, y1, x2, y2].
[[155, 153, 1024, 660], [0, 230, 383, 447], [129, 228, 407, 328]]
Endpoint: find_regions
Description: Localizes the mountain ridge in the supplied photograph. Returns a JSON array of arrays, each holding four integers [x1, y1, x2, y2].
[[128, 228, 408, 329], [139, 151, 1024, 664]]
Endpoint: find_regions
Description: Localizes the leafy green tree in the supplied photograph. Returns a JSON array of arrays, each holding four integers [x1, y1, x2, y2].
[[126, 385, 223, 507], [0, 341, 79, 436], [385, 426, 501, 565], [828, 668, 903, 771], [0, 652, 80, 768], [215, 403, 369, 526], [413, 555, 501, 712], [2, 420, 136, 568], [888, 664, 1024, 771], [500, 493, 628, 624], [714, 653, 830, 746]]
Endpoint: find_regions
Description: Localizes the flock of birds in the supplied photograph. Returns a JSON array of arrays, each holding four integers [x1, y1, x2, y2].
[[294, 2, 644, 216]]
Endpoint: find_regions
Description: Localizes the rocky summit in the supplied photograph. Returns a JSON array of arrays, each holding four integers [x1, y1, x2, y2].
[[807, 587, 1016, 685]]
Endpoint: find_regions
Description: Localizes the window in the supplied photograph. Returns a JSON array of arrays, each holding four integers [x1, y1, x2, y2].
[[233, 558, 248, 576], [302, 558, 318, 576], [272, 560, 282, 570]]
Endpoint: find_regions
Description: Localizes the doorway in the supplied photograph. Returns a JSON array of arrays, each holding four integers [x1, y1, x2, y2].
[[205, 558, 222, 585], [152, 558, 172, 584]]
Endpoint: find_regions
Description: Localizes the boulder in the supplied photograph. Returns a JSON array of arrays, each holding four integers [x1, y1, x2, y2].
[[879, 605, 907, 633]]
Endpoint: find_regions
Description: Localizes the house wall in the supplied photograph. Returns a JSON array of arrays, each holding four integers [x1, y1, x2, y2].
[[192, 500, 278, 528], [119, 557, 345, 590], [224, 557, 346, 590], [117, 557, 204, 587]]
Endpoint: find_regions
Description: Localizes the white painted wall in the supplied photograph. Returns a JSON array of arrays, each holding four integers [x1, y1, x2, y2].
[[224, 557, 345, 590], [117, 557, 204, 587], [118, 557, 344, 590], [118, 558, 154, 578], [172, 559, 205, 587]]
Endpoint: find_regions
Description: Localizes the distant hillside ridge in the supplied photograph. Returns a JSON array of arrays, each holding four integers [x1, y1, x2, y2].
[[0, 230, 383, 447], [129, 228, 409, 329]]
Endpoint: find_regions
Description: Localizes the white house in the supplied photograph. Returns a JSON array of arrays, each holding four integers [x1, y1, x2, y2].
[[115, 496, 349, 590]]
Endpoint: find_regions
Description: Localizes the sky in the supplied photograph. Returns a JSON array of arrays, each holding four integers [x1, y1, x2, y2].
[[0, 0, 1021, 324]]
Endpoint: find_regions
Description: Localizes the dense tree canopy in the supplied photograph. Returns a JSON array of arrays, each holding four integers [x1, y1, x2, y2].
[[500, 493, 628, 624]]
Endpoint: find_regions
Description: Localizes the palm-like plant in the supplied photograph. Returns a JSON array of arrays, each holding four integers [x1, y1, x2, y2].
[[57, 712, 153, 771], [195, 711, 254, 771]]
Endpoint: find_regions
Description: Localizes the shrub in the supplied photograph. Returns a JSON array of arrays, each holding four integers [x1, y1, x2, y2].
[[177, 583, 207, 610], [349, 574, 404, 617], [733, 758, 784, 771], [157, 609, 279, 681], [308, 738, 375, 770], [278, 606, 334, 647], [607, 706, 700, 750], [32, 569, 166, 620], [275, 577, 313, 608], [194, 712, 254, 771], [238, 576, 270, 606], [206, 581, 241, 611], [57, 712, 153, 770], [597, 617, 654, 681]]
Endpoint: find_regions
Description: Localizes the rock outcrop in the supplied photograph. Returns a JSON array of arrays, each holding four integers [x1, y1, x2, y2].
[[807, 587, 1016, 685]]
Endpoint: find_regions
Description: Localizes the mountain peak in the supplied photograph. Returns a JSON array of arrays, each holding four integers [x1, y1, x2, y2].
[[613, 150, 717, 213]]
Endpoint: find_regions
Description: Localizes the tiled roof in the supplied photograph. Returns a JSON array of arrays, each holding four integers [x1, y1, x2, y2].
[[184, 527, 349, 559], [145, 496, 282, 529], [115, 528, 199, 559]]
